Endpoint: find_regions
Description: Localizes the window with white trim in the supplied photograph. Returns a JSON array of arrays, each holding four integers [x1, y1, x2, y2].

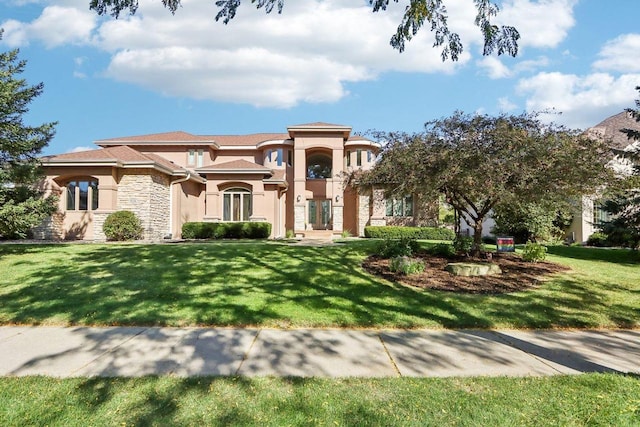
[[196, 149, 204, 168], [187, 149, 195, 166], [223, 188, 252, 221]]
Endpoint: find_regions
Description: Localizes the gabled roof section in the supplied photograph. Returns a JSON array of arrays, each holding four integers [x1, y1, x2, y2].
[[96, 131, 217, 147], [196, 159, 272, 175], [588, 111, 640, 149], [42, 145, 202, 181], [287, 122, 352, 139]]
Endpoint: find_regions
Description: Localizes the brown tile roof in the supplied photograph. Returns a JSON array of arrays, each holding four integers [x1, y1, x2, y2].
[[205, 133, 290, 147], [43, 145, 187, 175], [588, 111, 640, 149], [97, 131, 215, 144], [199, 159, 271, 171]]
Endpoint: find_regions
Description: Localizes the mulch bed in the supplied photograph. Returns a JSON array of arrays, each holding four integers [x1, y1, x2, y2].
[[362, 252, 570, 294]]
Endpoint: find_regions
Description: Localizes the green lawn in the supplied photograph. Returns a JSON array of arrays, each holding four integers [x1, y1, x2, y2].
[[0, 374, 638, 426], [0, 241, 638, 328]]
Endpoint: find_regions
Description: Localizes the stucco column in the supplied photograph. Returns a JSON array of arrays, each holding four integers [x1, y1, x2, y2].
[[293, 146, 306, 233], [204, 178, 221, 221]]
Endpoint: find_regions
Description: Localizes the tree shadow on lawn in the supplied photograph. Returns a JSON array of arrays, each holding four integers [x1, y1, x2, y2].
[[546, 245, 639, 265], [0, 242, 637, 329]]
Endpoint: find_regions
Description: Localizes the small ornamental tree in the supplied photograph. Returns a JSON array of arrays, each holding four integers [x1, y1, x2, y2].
[[356, 111, 612, 256], [0, 34, 58, 239]]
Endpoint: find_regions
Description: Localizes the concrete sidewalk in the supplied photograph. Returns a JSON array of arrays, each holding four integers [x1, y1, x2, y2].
[[0, 326, 638, 378]]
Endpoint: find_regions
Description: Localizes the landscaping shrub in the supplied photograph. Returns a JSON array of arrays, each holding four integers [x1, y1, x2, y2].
[[181, 222, 271, 239], [103, 211, 143, 241], [426, 242, 456, 257], [376, 237, 420, 258], [586, 232, 609, 247], [522, 242, 547, 262], [453, 235, 473, 255], [389, 256, 425, 275], [364, 226, 454, 240], [482, 235, 497, 245]]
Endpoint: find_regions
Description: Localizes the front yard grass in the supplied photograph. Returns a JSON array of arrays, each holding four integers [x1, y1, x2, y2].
[[1, 374, 638, 426], [0, 241, 638, 329]]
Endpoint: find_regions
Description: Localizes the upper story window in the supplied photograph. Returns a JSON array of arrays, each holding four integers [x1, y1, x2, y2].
[[287, 150, 293, 167], [66, 179, 99, 211], [345, 150, 351, 167], [188, 149, 204, 167], [266, 148, 284, 166], [367, 150, 375, 163], [386, 196, 413, 217], [307, 153, 332, 179], [357, 149, 362, 167]]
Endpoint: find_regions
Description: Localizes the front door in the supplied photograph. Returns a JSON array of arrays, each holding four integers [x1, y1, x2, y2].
[[308, 199, 331, 230]]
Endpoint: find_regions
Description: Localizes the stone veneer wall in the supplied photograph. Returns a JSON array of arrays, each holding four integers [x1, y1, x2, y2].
[[92, 212, 110, 241], [31, 212, 64, 240], [117, 169, 170, 240], [357, 194, 371, 237], [332, 206, 343, 233], [294, 205, 305, 233]]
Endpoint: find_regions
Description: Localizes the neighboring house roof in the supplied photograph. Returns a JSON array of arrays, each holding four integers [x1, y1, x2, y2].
[[42, 145, 205, 182], [588, 111, 640, 149], [196, 159, 273, 175]]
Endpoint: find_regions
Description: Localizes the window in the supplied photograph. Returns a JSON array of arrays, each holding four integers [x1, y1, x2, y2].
[[66, 179, 99, 211], [345, 150, 351, 167], [266, 149, 273, 162], [187, 149, 195, 166], [385, 196, 413, 217], [367, 150, 374, 163], [196, 149, 204, 168], [357, 149, 362, 167], [593, 201, 611, 227], [287, 150, 293, 167], [276, 148, 283, 166], [223, 188, 252, 221]]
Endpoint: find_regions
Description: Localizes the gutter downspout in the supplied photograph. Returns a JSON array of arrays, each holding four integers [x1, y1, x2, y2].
[[169, 172, 191, 238]]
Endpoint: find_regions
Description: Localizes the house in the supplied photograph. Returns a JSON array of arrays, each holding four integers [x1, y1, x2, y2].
[[567, 111, 640, 243], [35, 122, 436, 240]]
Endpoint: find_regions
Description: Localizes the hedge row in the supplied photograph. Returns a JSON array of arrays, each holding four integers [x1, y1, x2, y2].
[[182, 222, 272, 239], [364, 226, 455, 241]]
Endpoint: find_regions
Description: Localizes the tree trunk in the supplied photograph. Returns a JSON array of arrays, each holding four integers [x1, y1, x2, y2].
[[471, 221, 484, 257]]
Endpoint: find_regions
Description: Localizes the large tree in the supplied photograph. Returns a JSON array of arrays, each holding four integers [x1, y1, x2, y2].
[[602, 87, 640, 249], [356, 112, 612, 255], [0, 36, 57, 239], [89, 0, 519, 60]]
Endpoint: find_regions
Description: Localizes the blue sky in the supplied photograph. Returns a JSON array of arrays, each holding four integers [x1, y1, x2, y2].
[[1, 0, 639, 155]]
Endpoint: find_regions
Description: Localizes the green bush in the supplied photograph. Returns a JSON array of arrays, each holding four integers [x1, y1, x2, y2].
[[103, 211, 143, 241], [522, 242, 547, 262], [453, 235, 473, 254], [376, 237, 420, 258], [364, 226, 454, 241], [285, 229, 295, 239], [389, 256, 426, 275], [181, 222, 271, 239], [426, 242, 456, 257], [586, 232, 609, 247]]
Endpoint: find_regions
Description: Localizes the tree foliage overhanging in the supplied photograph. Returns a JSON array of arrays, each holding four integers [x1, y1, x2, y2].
[[88, 0, 519, 61], [0, 35, 58, 239], [355, 111, 612, 254], [601, 87, 640, 249]]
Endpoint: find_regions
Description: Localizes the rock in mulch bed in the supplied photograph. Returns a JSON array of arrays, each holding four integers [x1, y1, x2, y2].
[[362, 252, 569, 294]]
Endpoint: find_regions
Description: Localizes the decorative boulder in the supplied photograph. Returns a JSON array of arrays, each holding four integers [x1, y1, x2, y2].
[[445, 263, 502, 277]]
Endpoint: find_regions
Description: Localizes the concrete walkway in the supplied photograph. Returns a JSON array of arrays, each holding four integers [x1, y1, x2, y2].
[[0, 327, 638, 378]]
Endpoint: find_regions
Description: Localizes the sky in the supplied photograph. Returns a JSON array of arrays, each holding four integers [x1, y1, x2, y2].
[[1, 0, 639, 155]]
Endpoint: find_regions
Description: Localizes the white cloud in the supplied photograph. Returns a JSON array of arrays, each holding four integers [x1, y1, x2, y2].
[[593, 33, 640, 73], [497, 0, 578, 49], [478, 56, 512, 79], [497, 97, 518, 112], [1, 5, 96, 48], [67, 146, 94, 153], [517, 71, 640, 128]]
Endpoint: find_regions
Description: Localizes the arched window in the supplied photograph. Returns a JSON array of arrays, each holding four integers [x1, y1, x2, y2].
[[223, 187, 252, 221], [66, 178, 99, 211], [306, 153, 332, 179]]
